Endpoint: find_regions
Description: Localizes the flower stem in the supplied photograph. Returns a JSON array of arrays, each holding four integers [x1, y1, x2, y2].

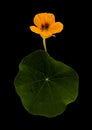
[[43, 38, 47, 52]]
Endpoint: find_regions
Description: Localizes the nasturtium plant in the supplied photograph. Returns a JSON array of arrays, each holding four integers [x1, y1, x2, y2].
[[14, 13, 79, 117]]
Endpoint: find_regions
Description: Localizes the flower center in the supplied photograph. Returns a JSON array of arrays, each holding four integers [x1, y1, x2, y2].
[[41, 23, 49, 30]]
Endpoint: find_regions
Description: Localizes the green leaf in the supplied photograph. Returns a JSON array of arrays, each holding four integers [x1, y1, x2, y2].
[[14, 50, 79, 118]]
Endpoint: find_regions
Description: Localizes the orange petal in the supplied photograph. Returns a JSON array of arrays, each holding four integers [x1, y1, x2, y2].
[[34, 13, 48, 28], [40, 31, 52, 39], [34, 13, 55, 28], [29, 26, 41, 34], [46, 13, 55, 25], [33, 14, 42, 28], [39, 13, 55, 25], [49, 22, 64, 34]]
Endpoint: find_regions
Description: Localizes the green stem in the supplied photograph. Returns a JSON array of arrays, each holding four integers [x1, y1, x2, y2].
[[43, 38, 47, 52]]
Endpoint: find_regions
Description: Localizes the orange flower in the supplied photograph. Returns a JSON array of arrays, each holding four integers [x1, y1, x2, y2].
[[29, 13, 64, 39]]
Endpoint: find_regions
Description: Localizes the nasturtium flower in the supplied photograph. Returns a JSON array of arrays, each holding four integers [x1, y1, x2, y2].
[[29, 13, 64, 39]]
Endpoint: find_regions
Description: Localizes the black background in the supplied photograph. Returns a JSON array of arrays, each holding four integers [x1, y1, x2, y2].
[[1, 0, 85, 129]]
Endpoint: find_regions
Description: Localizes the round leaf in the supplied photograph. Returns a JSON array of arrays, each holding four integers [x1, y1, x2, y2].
[[14, 50, 79, 117]]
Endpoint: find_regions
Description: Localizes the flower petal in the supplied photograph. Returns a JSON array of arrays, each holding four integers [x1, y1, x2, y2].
[[29, 26, 41, 34], [33, 14, 42, 28], [40, 31, 52, 39], [47, 13, 55, 25], [34, 13, 55, 28], [49, 22, 64, 34]]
